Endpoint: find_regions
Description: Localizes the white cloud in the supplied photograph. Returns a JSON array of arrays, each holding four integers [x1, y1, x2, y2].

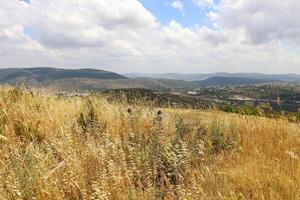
[[193, 0, 214, 7], [214, 0, 300, 45], [0, 0, 299, 73], [168, 0, 184, 13], [32, 0, 157, 48]]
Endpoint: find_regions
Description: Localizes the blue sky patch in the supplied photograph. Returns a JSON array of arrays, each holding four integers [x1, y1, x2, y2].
[[139, 0, 220, 28], [19, 0, 31, 3], [23, 26, 36, 38]]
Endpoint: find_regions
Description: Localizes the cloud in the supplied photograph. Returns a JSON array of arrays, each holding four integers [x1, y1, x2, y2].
[[0, 0, 299, 73], [32, 0, 157, 48], [214, 0, 300, 45], [193, 0, 214, 7], [168, 0, 184, 13]]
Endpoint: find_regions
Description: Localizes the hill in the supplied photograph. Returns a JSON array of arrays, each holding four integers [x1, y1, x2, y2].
[[0, 68, 298, 91], [194, 76, 275, 86], [46, 78, 196, 92], [127, 72, 300, 82], [0, 68, 197, 91], [0, 87, 299, 199], [0, 67, 128, 83]]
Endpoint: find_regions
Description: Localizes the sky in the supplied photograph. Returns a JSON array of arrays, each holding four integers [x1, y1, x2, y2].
[[0, 0, 300, 74]]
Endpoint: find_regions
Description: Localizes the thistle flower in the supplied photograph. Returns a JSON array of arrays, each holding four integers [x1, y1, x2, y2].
[[157, 110, 162, 116], [127, 107, 132, 114]]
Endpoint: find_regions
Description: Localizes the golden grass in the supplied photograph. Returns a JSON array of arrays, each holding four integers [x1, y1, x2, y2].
[[0, 87, 299, 200]]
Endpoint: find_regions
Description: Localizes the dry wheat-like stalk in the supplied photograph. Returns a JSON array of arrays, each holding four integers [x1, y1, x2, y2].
[[0, 87, 299, 200]]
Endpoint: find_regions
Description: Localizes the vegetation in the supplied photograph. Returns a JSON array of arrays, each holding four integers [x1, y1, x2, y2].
[[104, 88, 210, 109], [222, 104, 261, 116], [221, 104, 300, 122], [0, 68, 128, 83], [0, 68, 198, 92], [0, 87, 299, 199], [193, 76, 274, 86], [195, 84, 300, 102]]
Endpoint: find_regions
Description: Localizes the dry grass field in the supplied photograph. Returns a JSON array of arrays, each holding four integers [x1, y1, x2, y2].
[[0, 87, 299, 200]]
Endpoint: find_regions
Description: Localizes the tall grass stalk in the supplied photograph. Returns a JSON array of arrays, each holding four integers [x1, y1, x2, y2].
[[0, 87, 299, 199]]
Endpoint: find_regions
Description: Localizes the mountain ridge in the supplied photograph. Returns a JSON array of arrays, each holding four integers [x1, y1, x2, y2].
[[0, 67, 298, 92], [125, 72, 300, 82], [194, 76, 276, 86], [0, 67, 128, 83], [0, 67, 197, 92]]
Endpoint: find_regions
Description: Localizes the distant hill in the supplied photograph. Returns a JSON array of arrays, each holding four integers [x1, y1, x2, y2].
[[194, 76, 275, 86], [1, 68, 297, 91], [46, 78, 197, 92], [0, 67, 128, 83], [0, 68, 197, 91], [126, 72, 300, 82], [125, 73, 210, 81]]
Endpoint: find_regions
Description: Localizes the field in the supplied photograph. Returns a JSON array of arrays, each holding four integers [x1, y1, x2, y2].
[[0, 87, 299, 200]]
